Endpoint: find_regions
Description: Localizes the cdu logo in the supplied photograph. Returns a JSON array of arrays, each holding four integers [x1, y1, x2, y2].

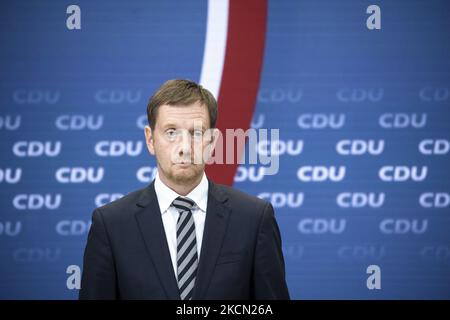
[[297, 113, 345, 129], [419, 192, 450, 208], [0, 115, 21, 130], [418, 139, 450, 155], [420, 246, 450, 265], [95, 193, 124, 207], [0, 168, 22, 184], [55, 167, 104, 183], [379, 113, 427, 129], [13, 141, 62, 157], [13, 248, 61, 263], [419, 87, 449, 102], [13, 90, 60, 105], [298, 218, 346, 234], [297, 166, 346, 182], [95, 89, 142, 104], [336, 88, 384, 103], [13, 194, 62, 210], [258, 87, 303, 103], [336, 139, 384, 155], [258, 192, 304, 208], [0, 221, 22, 236], [337, 192, 385, 208], [136, 166, 158, 183], [282, 244, 305, 260], [95, 141, 143, 157], [379, 166, 428, 182], [56, 220, 92, 236], [379, 219, 428, 234], [234, 166, 266, 183], [55, 114, 104, 130], [256, 139, 303, 156], [338, 245, 386, 260]]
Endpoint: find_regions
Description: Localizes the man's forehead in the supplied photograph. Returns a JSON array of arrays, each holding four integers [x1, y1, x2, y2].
[[158, 104, 209, 126], [161, 119, 207, 128], [160, 102, 207, 113]]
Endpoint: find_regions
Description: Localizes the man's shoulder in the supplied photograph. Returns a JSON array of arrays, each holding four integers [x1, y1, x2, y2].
[[211, 181, 270, 210], [94, 185, 149, 220]]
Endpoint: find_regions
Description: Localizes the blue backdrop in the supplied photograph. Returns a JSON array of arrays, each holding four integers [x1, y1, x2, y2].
[[1, 0, 449, 299]]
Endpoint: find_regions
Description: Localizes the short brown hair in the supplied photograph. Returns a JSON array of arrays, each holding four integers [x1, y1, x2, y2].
[[146, 79, 218, 130]]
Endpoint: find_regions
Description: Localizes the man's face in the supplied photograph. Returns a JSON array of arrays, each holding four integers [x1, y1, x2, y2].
[[144, 102, 216, 186]]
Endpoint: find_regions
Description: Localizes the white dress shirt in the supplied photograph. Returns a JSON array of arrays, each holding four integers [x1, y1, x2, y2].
[[153, 171, 208, 278]]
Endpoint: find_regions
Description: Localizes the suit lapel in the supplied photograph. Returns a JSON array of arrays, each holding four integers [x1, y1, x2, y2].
[[192, 179, 231, 299], [135, 181, 180, 300]]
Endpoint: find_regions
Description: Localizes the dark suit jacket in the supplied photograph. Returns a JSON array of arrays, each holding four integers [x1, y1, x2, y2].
[[79, 178, 290, 300]]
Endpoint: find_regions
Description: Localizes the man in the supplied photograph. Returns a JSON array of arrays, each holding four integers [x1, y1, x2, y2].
[[79, 79, 290, 300]]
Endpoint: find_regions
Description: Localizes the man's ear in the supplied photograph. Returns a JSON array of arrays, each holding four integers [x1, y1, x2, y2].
[[144, 125, 155, 155]]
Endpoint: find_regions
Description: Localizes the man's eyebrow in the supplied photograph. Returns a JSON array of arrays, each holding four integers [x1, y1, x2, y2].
[[162, 123, 207, 130], [162, 123, 178, 129], [190, 126, 207, 133]]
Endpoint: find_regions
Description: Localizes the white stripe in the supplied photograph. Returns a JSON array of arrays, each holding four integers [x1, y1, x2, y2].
[[199, 0, 229, 100]]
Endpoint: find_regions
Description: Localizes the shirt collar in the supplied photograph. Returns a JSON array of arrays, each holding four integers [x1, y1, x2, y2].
[[154, 171, 208, 214]]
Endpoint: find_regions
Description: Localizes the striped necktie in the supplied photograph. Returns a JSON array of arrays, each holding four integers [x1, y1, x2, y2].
[[172, 196, 198, 300]]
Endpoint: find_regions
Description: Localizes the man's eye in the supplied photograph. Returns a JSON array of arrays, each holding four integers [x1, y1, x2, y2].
[[193, 130, 203, 138], [166, 129, 177, 138]]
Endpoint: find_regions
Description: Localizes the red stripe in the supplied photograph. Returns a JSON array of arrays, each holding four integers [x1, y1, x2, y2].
[[205, 0, 267, 186]]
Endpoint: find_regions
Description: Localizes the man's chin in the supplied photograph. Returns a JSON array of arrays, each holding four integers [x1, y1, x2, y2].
[[171, 166, 201, 183], [172, 166, 197, 180]]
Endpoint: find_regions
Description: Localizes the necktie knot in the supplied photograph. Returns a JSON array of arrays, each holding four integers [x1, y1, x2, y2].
[[172, 196, 195, 213]]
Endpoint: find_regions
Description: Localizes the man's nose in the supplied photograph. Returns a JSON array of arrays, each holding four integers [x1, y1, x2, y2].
[[178, 131, 192, 156]]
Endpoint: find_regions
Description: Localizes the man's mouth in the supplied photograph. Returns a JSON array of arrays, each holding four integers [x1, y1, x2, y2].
[[174, 161, 192, 165]]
